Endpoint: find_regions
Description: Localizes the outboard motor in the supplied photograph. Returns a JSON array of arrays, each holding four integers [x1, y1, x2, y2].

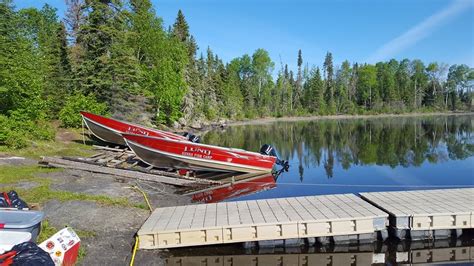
[[260, 144, 290, 171], [183, 132, 201, 143]]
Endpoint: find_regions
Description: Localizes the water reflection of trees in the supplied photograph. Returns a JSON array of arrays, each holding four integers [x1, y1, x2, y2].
[[204, 115, 473, 178]]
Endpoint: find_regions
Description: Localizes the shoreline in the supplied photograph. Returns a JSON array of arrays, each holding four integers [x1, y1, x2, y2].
[[225, 111, 474, 127]]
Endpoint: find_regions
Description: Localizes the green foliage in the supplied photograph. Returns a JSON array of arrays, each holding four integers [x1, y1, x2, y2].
[[0, 111, 55, 149], [59, 93, 108, 128]]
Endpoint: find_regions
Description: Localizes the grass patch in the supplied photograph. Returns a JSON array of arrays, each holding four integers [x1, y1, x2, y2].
[[0, 165, 60, 184], [0, 127, 95, 159], [0, 165, 132, 207], [0, 139, 94, 159], [38, 220, 58, 243], [133, 203, 148, 210]]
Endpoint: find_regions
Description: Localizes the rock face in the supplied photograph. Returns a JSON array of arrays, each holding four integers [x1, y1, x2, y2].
[[178, 117, 186, 127], [190, 120, 203, 129], [172, 121, 180, 129]]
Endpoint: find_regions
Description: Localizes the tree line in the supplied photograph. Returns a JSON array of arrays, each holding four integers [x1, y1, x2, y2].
[[204, 115, 474, 179], [0, 0, 473, 148]]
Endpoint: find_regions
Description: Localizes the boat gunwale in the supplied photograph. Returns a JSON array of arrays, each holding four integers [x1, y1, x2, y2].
[[80, 111, 186, 140]]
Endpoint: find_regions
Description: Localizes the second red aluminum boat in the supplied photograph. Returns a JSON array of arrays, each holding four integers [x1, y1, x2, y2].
[[80, 111, 188, 145], [122, 134, 277, 173]]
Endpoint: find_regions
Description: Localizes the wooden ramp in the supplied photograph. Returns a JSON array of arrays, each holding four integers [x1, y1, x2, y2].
[[360, 188, 474, 231], [138, 194, 388, 249]]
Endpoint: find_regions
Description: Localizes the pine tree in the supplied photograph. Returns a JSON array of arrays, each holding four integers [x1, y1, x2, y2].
[[294, 49, 303, 109], [307, 67, 325, 113], [323, 52, 335, 113], [46, 22, 73, 116]]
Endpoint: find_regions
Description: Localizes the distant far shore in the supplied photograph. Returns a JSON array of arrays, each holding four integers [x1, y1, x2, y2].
[[227, 111, 474, 127]]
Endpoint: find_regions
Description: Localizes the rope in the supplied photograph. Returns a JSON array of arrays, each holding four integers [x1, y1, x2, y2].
[[223, 182, 474, 189], [129, 236, 139, 266], [82, 118, 86, 145], [132, 183, 153, 212], [129, 183, 153, 266]]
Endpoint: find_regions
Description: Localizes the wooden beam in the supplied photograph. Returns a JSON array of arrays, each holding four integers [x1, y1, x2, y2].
[[40, 156, 196, 187]]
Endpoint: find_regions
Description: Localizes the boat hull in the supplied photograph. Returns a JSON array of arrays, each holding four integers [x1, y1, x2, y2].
[[82, 116, 127, 145], [123, 134, 276, 173], [80, 111, 187, 145]]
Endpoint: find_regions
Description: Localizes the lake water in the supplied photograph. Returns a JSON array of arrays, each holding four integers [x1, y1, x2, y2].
[[203, 114, 474, 201], [168, 114, 474, 265]]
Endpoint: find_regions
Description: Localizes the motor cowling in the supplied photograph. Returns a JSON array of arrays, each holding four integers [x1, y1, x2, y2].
[[260, 144, 290, 171], [260, 144, 278, 157], [183, 132, 201, 143]]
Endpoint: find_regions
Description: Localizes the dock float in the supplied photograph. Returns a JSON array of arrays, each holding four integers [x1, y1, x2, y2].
[[360, 188, 474, 240], [138, 194, 388, 249]]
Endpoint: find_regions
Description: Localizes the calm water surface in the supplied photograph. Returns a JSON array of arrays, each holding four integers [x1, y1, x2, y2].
[[167, 115, 474, 265], [203, 114, 474, 200]]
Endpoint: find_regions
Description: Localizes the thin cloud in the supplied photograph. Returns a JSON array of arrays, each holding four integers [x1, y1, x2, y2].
[[366, 0, 472, 63]]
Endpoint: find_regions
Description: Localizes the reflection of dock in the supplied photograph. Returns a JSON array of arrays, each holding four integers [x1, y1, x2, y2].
[[398, 246, 474, 264], [138, 188, 474, 250], [165, 252, 376, 266], [165, 244, 474, 265]]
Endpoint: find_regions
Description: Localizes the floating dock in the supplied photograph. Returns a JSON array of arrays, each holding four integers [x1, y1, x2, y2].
[[360, 188, 474, 239], [138, 188, 473, 249], [138, 194, 388, 249]]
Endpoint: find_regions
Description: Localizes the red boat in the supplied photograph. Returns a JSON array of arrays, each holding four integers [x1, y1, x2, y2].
[[122, 134, 277, 173], [80, 111, 188, 145], [188, 173, 277, 203]]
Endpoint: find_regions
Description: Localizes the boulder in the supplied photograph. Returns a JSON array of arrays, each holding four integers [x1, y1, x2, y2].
[[172, 121, 180, 129], [190, 121, 202, 129], [178, 117, 186, 126]]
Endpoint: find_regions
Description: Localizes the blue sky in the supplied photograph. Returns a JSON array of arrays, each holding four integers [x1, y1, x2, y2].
[[14, 0, 474, 72]]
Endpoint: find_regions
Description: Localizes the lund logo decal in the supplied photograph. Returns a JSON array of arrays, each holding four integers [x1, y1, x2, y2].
[[126, 126, 149, 136], [183, 146, 212, 159]]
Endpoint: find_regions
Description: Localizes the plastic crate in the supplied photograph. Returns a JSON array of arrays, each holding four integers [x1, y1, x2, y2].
[[0, 209, 44, 241]]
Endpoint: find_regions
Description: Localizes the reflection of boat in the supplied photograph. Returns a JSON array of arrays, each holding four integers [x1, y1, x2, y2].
[[122, 134, 277, 173], [186, 173, 277, 203], [80, 111, 189, 145]]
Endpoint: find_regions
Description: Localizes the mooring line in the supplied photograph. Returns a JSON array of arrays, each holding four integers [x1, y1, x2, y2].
[[223, 181, 474, 189]]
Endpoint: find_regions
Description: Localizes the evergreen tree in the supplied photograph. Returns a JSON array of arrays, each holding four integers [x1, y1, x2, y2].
[[323, 52, 335, 113], [294, 49, 303, 109], [46, 22, 73, 116], [306, 67, 325, 113]]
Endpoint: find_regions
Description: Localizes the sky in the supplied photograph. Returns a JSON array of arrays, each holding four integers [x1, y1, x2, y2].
[[14, 0, 474, 73]]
